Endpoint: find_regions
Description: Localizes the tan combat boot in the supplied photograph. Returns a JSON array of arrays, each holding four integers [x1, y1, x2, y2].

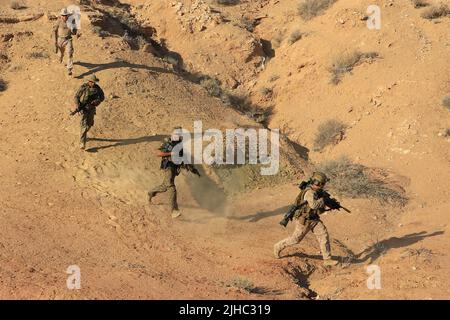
[[171, 210, 182, 219], [79, 142, 85, 150], [323, 259, 339, 267], [273, 244, 282, 259]]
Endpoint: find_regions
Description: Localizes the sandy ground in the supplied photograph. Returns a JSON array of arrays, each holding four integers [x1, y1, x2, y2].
[[0, 0, 449, 299]]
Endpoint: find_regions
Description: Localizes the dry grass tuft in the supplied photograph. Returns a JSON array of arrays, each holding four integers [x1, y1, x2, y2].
[[317, 156, 408, 206], [298, 0, 337, 20], [314, 119, 346, 151], [329, 50, 379, 84]]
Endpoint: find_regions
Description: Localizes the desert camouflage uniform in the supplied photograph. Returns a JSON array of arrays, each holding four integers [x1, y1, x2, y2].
[[53, 19, 77, 73], [148, 165, 179, 212], [274, 187, 332, 260], [148, 137, 201, 216], [74, 82, 105, 149]]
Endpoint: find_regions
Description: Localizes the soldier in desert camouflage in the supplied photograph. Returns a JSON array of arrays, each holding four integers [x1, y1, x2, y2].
[[148, 127, 201, 219], [71, 74, 105, 150], [274, 172, 340, 267], [52, 8, 77, 76]]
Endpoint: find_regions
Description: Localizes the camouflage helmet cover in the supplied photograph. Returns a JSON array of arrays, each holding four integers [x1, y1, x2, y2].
[[311, 171, 328, 184], [87, 74, 99, 83], [60, 8, 72, 16]]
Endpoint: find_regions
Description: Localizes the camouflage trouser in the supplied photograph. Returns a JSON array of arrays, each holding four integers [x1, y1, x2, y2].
[[57, 37, 73, 71], [148, 166, 178, 212], [274, 219, 331, 260], [80, 109, 95, 148]]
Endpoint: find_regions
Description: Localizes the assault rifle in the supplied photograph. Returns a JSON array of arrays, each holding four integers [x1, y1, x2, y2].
[[279, 180, 350, 227]]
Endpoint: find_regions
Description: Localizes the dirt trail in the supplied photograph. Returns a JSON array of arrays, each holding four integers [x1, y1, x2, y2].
[[0, 0, 449, 299]]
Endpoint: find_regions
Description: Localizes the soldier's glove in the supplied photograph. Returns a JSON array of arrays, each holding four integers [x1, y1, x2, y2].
[[91, 99, 101, 107]]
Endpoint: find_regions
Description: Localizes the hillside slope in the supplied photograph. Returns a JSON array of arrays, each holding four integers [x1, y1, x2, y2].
[[0, 0, 449, 299]]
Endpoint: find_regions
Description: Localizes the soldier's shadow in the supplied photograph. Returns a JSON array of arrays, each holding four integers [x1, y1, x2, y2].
[[284, 230, 444, 264], [74, 61, 172, 79], [230, 205, 291, 222], [86, 135, 165, 153]]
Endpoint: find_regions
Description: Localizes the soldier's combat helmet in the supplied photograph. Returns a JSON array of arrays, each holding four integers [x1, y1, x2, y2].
[[171, 126, 183, 142], [87, 74, 99, 83], [60, 8, 72, 16], [311, 172, 328, 185]]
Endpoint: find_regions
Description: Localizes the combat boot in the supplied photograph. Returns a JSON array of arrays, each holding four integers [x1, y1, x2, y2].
[[79, 142, 85, 150], [171, 210, 182, 219], [273, 244, 282, 259], [148, 192, 156, 204], [323, 259, 339, 267]]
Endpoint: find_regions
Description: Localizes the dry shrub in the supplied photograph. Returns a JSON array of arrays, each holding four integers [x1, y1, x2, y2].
[[411, 0, 429, 8], [214, 0, 240, 5], [272, 32, 284, 49], [444, 128, 450, 137], [288, 30, 303, 45], [0, 78, 7, 92], [314, 119, 346, 151], [10, 1, 27, 10], [442, 94, 450, 109], [200, 77, 222, 97], [27, 51, 49, 59], [329, 50, 379, 84], [259, 87, 273, 97], [317, 156, 408, 206], [231, 277, 255, 293], [421, 3, 449, 19], [238, 17, 256, 32], [298, 0, 337, 20]]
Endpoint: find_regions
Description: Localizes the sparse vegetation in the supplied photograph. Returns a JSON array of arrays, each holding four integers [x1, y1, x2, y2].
[[27, 51, 49, 59], [259, 87, 273, 97], [231, 277, 256, 293], [237, 17, 256, 32], [442, 94, 450, 109], [445, 128, 450, 137], [411, 0, 429, 8], [92, 26, 110, 37], [0, 78, 7, 92], [10, 1, 27, 10], [288, 30, 303, 45], [314, 119, 346, 151], [269, 75, 280, 82], [200, 77, 222, 97], [298, 0, 337, 20], [421, 3, 449, 19], [317, 156, 408, 206], [214, 0, 240, 5], [329, 50, 379, 84], [272, 32, 284, 49]]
